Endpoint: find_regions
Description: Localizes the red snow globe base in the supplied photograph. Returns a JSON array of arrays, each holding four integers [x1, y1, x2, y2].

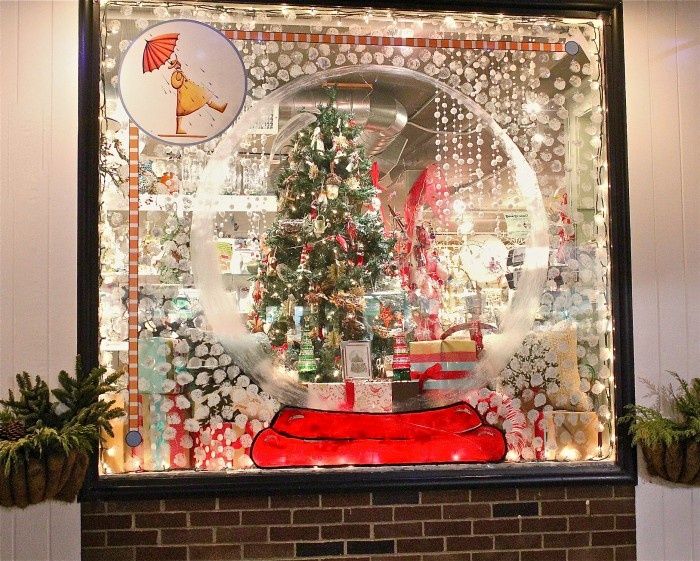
[[250, 402, 507, 468]]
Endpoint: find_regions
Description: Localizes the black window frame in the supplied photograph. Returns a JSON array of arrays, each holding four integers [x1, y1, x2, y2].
[[78, 0, 635, 500]]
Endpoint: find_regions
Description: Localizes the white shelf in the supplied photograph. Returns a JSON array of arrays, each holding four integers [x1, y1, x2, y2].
[[103, 194, 277, 214], [101, 341, 128, 352]]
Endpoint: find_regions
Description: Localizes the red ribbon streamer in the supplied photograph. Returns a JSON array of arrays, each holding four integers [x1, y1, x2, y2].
[[344, 380, 356, 410]]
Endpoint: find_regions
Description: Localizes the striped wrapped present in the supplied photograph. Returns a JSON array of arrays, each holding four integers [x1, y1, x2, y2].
[[409, 336, 477, 391]]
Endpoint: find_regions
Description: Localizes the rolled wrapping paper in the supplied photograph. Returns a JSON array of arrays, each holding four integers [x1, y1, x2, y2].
[[193, 422, 253, 471], [544, 411, 601, 461], [138, 337, 177, 394], [140, 393, 192, 471]]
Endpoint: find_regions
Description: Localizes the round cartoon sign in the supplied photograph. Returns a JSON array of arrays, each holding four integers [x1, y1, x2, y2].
[[119, 20, 246, 146]]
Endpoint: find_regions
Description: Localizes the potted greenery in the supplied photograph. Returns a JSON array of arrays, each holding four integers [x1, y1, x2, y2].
[[621, 373, 700, 484], [0, 358, 122, 507]]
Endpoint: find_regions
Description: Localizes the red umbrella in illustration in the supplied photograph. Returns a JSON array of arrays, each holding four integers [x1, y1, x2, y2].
[[142, 33, 179, 73]]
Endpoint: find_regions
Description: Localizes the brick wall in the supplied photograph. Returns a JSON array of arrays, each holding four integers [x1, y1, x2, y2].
[[81, 485, 635, 561]]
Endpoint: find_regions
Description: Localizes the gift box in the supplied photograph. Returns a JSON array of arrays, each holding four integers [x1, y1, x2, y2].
[[409, 337, 477, 391], [544, 411, 601, 461], [135, 393, 192, 471], [348, 379, 392, 413], [306, 382, 349, 411], [138, 337, 177, 394], [392, 380, 420, 406], [305, 380, 393, 412], [193, 422, 255, 471]]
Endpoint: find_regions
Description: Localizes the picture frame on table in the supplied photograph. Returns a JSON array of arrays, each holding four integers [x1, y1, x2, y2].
[[341, 341, 373, 380]]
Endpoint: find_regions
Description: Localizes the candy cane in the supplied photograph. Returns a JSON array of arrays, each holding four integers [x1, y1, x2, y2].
[[465, 389, 529, 459]]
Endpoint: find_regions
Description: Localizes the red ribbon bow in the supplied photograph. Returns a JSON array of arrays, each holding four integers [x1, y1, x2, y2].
[[410, 363, 469, 392]]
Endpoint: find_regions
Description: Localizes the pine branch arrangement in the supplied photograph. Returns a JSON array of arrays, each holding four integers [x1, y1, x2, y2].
[[0, 357, 124, 475], [52, 357, 124, 438], [0, 373, 58, 430], [620, 372, 700, 447]]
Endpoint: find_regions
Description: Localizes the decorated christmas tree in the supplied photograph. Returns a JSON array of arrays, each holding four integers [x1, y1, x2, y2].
[[252, 97, 394, 382]]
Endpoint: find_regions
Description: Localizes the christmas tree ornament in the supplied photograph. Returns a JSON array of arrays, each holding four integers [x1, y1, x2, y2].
[[391, 333, 411, 381], [356, 242, 365, 266], [310, 126, 324, 151], [326, 183, 339, 200], [297, 243, 312, 272], [370, 161, 381, 188], [252, 281, 263, 305], [279, 219, 304, 234], [325, 329, 342, 350], [247, 312, 264, 333], [335, 234, 348, 252], [313, 217, 327, 236], [283, 294, 297, 317], [276, 263, 295, 283], [333, 134, 349, 150], [308, 162, 319, 179], [297, 331, 317, 378], [345, 218, 358, 244], [325, 173, 341, 200]]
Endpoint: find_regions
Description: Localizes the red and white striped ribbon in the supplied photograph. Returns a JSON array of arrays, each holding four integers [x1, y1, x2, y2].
[[126, 123, 142, 449], [223, 29, 566, 53]]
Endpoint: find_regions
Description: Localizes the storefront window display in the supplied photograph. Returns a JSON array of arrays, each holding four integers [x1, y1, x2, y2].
[[94, 0, 629, 478]]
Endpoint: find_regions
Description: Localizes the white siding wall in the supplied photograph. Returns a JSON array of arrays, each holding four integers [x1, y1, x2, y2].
[[626, 1, 700, 560], [0, 0, 699, 559], [0, 1, 80, 560]]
